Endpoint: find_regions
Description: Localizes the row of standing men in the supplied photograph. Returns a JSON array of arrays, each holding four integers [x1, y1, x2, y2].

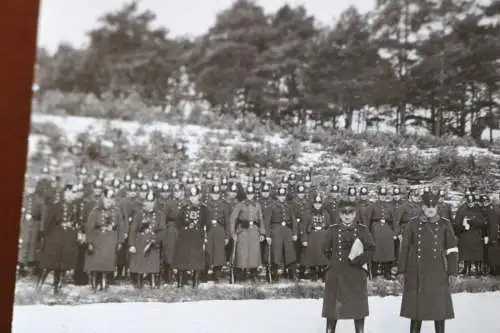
[[18, 167, 500, 293]]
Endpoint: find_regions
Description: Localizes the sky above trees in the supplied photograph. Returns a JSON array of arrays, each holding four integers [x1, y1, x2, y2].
[[37, 0, 374, 51]]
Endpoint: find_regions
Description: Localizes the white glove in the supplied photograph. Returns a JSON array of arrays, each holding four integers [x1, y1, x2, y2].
[[292, 235, 298, 241], [129, 246, 136, 254], [266, 237, 272, 244], [77, 232, 86, 243], [464, 223, 470, 231], [484, 237, 489, 245], [302, 241, 308, 246], [25, 213, 32, 220]]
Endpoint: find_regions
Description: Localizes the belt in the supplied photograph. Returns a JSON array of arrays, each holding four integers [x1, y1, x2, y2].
[[184, 222, 200, 230], [273, 221, 290, 227], [60, 223, 76, 231], [237, 220, 258, 229], [97, 226, 117, 232]]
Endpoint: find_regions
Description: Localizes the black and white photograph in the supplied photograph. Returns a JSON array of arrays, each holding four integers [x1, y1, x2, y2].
[[11, 0, 500, 332]]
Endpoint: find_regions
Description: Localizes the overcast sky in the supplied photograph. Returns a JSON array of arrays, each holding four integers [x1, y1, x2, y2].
[[37, 0, 375, 51]]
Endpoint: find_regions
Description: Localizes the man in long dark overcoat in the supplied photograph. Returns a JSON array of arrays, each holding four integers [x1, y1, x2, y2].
[[206, 184, 230, 282], [117, 182, 141, 280], [321, 199, 375, 333], [172, 186, 209, 288], [483, 195, 500, 275], [37, 184, 79, 294], [128, 190, 165, 288], [368, 187, 396, 279], [453, 194, 487, 275], [20, 183, 45, 276], [266, 187, 298, 280], [161, 183, 184, 284], [301, 194, 331, 281], [85, 188, 124, 291], [398, 191, 458, 333]]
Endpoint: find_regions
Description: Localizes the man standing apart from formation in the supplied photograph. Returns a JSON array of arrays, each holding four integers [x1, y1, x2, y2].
[[321, 199, 375, 333], [398, 191, 458, 333]]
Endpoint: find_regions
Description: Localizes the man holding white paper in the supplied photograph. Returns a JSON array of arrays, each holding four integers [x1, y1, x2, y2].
[[321, 200, 375, 333]]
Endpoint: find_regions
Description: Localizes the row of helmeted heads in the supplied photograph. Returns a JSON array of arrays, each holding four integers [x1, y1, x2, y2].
[[62, 183, 159, 203]]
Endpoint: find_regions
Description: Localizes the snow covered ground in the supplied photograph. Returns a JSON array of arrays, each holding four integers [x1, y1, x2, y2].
[[12, 292, 500, 333]]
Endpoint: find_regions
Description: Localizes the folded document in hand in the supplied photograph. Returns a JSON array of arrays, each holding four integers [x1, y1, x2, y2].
[[348, 238, 368, 273]]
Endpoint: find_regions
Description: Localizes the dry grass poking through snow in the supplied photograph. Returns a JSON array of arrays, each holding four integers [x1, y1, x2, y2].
[[13, 276, 500, 306]]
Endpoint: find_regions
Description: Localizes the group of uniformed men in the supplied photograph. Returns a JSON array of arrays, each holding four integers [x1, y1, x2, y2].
[[17, 164, 500, 294]]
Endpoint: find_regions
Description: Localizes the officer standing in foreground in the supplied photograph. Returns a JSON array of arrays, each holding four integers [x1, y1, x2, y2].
[[321, 199, 375, 333], [398, 191, 458, 333]]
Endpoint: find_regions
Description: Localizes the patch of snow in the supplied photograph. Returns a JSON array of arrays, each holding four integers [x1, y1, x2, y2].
[[12, 292, 500, 333], [30, 114, 288, 160]]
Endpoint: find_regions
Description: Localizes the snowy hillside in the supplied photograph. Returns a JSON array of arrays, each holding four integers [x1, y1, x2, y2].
[[12, 292, 500, 333], [26, 112, 500, 204]]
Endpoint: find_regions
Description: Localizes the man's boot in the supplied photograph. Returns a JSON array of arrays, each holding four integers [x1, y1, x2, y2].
[[53, 270, 62, 294], [354, 318, 365, 333], [101, 273, 108, 291], [461, 261, 470, 275], [288, 263, 297, 281], [36, 268, 49, 290], [163, 263, 172, 284], [410, 320, 422, 333], [434, 320, 445, 333], [137, 274, 144, 289], [326, 319, 337, 333], [192, 271, 199, 288], [90, 272, 98, 291], [151, 274, 159, 288], [214, 267, 222, 283], [177, 271, 184, 288]]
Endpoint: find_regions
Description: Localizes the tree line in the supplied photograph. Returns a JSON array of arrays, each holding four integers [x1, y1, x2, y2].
[[35, 0, 500, 140]]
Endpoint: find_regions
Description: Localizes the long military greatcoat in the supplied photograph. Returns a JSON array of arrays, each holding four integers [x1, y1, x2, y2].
[[39, 198, 80, 271], [129, 207, 165, 274], [292, 197, 311, 238], [172, 203, 209, 271], [162, 198, 184, 264], [321, 222, 375, 320], [117, 196, 141, 265], [229, 200, 266, 269], [485, 205, 500, 266], [454, 204, 487, 261], [84, 202, 124, 272], [398, 215, 458, 320], [259, 196, 274, 264], [20, 193, 43, 264], [301, 208, 331, 267], [369, 201, 396, 262], [206, 199, 230, 267], [266, 200, 297, 265]]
